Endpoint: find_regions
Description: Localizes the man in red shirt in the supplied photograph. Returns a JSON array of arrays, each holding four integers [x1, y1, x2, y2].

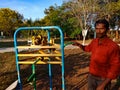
[[73, 19, 120, 90]]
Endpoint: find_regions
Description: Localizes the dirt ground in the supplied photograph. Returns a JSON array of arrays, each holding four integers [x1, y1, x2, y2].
[[22, 48, 89, 90], [22, 47, 120, 90]]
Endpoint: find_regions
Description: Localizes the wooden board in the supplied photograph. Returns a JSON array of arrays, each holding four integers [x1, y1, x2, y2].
[[17, 45, 60, 49], [18, 61, 62, 64], [17, 54, 61, 57]]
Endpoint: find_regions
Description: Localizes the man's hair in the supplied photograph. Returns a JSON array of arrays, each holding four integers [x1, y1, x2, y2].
[[95, 19, 109, 30]]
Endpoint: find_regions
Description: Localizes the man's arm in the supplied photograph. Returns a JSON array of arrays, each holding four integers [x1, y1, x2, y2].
[[98, 45, 120, 90], [72, 42, 85, 51]]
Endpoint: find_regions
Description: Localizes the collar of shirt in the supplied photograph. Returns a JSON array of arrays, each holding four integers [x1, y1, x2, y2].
[[96, 37, 109, 46]]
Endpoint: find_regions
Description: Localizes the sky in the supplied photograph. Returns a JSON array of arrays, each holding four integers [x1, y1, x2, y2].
[[0, 0, 63, 21]]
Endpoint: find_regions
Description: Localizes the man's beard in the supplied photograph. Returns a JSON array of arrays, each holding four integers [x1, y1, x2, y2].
[[96, 33, 106, 38]]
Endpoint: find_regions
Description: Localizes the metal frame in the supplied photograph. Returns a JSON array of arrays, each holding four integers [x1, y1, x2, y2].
[[14, 26, 65, 90]]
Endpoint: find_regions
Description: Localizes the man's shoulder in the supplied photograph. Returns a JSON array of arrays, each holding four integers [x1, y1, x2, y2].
[[107, 38, 119, 49]]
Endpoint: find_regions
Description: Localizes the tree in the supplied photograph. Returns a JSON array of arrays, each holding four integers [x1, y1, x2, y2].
[[64, 0, 120, 41], [104, 0, 120, 39], [0, 8, 24, 37], [44, 4, 79, 38], [64, 0, 99, 30], [63, 0, 99, 44]]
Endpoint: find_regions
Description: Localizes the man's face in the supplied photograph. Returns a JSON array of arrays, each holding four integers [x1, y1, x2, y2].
[[95, 23, 107, 38]]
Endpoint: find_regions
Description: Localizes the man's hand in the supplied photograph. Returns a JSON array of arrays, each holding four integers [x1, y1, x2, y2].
[[96, 84, 105, 90], [72, 41, 85, 50], [96, 78, 111, 90], [72, 41, 80, 46]]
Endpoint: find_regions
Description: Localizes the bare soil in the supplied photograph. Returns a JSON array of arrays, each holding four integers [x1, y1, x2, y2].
[[22, 48, 90, 90], [22, 48, 120, 90]]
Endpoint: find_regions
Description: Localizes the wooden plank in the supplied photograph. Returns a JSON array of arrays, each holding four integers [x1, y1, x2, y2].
[[54, 50, 61, 54], [17, 45, 60, 49], [54, 44, 60, 47], [36, 57, 50, 60], [39, 50, 61, 54], [38, 51, 50, 60], [39, 50, 46, 54], [55, 57, 61, 60], [53, 50, 61, 60], [17, 54, 61, 57], [18, 61, 62, 64]]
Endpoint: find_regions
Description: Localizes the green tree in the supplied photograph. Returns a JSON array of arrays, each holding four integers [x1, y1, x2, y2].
[[44, 4, 79, 38], [64, 0, 120, 40], [0, 8, 24, 37], [103, 0, 120, 39]]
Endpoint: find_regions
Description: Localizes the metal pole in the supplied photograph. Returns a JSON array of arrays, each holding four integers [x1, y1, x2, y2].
[[32, 64, 36, 90], [47, 30, 52, 90], [14, 30, 22, 90]]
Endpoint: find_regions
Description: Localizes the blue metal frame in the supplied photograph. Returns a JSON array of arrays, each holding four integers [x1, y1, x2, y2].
[[14, 26, 65, 90], [47, 30, 52, 90]]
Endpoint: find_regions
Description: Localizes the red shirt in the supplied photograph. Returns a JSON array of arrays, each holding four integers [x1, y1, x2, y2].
[[85, 37, 120, 79]]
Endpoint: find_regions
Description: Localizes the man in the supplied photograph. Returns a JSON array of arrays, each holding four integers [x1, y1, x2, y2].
[[73, 19, 120, 90]]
